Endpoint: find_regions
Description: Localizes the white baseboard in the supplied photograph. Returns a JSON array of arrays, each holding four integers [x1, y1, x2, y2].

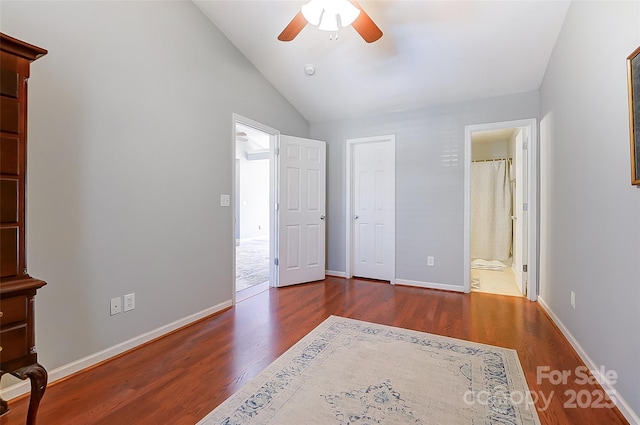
[[538, 297, 640, 425], [325, 270, 346, 278], [3, 299, 233, 401], [394, 278, 465, 293]]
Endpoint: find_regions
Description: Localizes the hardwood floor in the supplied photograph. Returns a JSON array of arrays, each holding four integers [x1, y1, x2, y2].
[[1, 277, 628, 425]]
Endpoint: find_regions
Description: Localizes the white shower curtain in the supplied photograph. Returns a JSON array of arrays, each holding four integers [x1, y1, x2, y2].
[[471, 160, 512, 263]]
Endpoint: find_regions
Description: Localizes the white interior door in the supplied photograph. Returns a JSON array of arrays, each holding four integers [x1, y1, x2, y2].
[[277, 135, 326, 286], [514, 129, 528, 295], [351, 139, 395, 281]]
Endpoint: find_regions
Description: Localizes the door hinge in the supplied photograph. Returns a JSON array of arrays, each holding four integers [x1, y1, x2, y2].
[[523, 203, 528, 211], [275, 203, 279, 211], [523, 141, 528, 150], [275, 147, 280, 155], [274, 258, 279, 266], [523, 264, 528, 272]]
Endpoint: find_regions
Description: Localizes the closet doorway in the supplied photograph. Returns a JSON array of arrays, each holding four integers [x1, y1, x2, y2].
[[463, 119, 538, 300], [345, 135, 396, 282]]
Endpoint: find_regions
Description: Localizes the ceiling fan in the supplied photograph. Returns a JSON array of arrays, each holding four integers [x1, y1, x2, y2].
[[278, 0, 383, 43]]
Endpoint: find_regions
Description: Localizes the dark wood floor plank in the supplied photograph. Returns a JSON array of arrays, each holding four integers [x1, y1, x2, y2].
[[0, 277, 628, 424]]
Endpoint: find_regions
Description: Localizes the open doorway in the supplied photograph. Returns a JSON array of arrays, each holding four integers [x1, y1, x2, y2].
[[469, 128, 522, 297], [234, 119, 273, 300], [464, 119, 538, 301], [232, 114, 327, 302]]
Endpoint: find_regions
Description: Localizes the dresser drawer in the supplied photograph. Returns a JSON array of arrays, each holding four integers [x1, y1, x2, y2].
[[0, 294, 28, 326], [0, 324, 29, 363], [0, 97, 20, 134], [0, 68, 19, 98], [0, 136, 20, 175]]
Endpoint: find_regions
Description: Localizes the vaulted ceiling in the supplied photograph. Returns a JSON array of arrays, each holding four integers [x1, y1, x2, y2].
[[194, 1, 570, 123]]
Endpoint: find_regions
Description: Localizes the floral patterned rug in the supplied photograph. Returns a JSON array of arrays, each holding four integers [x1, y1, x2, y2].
[[197, 316, 541, 425]]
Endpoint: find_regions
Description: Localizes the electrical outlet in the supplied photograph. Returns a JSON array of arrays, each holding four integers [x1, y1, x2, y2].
[[427, 256, 435, 267], [110, 297, 122, 316], [124, 293, 135, 312], [220, 194, 230, 207], [570, 291, 576, 309]]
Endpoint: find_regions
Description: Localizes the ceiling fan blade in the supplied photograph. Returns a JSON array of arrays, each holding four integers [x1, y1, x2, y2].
[[351, 1, 383, 43], [278, 11, 307, 41]]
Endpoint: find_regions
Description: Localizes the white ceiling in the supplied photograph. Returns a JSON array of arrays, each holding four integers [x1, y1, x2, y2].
[[194, 0, 570, 123]]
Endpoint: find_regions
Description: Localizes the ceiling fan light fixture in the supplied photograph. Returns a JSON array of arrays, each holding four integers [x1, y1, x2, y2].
[[337, 1, 360, 27], [301, 0, 323, 26], [302, 0, 360, 31], [318, 13, 339, 32]]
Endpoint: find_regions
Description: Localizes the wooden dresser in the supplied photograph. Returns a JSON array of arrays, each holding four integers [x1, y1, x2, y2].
[[0, 33, 48, 425]]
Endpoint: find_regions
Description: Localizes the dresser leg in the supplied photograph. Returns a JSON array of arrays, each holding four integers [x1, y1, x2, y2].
[[13, 364, 47, 425], [0, 397, 8, 416], [0, 371, 9, 416]]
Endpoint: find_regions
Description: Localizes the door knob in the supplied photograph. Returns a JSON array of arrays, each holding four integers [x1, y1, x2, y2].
[[320, 215, 326, 220], [354, 215, 359, 220]]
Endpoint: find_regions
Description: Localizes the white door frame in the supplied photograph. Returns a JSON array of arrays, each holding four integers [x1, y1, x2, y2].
[[345, 135, 396, 281], [463, 119, 538, 301], [231, 114, 280, 305]]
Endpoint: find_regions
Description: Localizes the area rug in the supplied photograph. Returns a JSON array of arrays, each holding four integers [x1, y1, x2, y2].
[[197, 316, 541, 425], [236, 238, 269, 291]]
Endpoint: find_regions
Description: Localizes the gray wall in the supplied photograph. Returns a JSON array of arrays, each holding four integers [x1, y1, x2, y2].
[[1, 1, 308, 374], [311, 91, 538, 286], [539, 0, 640, 416]]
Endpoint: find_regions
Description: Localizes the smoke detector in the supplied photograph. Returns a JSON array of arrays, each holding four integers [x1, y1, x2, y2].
[[304, 64, 316, 76]]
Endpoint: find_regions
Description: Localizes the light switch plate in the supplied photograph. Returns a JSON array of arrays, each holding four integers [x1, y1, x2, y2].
[[220, 194, 231, 207]]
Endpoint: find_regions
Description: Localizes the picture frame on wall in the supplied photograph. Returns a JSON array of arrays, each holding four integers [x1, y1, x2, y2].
[[628, 45, 640, 186]]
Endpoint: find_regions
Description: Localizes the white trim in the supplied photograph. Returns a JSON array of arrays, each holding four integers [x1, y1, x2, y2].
[[345, 134, 396, 282], [538, 297, 640, 425], [463, 126, 472, 294], [232, 114, 280, 298], [3, 300, 232, 401], [325, 270, 347, 278], [463, 119, 538, 301], [394, 279, 465, 293]]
